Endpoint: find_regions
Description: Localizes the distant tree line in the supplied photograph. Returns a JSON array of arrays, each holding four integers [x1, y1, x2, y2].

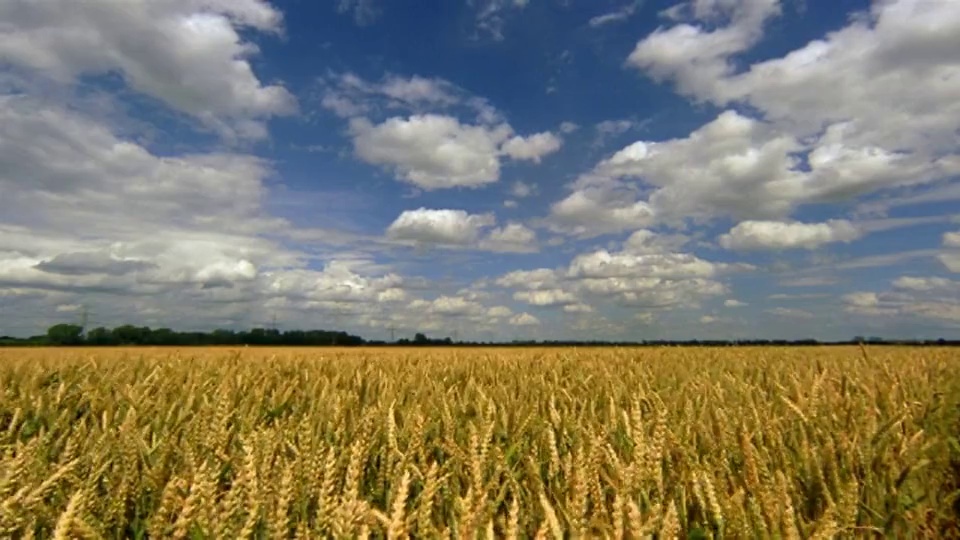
[[0, 324, 363, 347], [0, 324, 957, 347]]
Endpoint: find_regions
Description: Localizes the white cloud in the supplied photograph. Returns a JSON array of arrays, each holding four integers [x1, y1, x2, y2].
[[593, 119, 642, 148], [627, 0, 782, 100], [548, 187, 654, 238], [624, 0, 960, 216], [0, 0, 296, 141], [380, 75, 459, 106], [510, 312, 540, 326], [384, 209, 536, 253], [591, 111, 804, 221], [410, 295, 485, 316], [510, 181, 537, 198], [699, 315, 717, 324], [320, 73, 461, 119], [563, 303, 594, 313], [589, 1, 642, 27], [559, 121, 579, 134], [481, 223, 538, 253], [938, 253, 960, 273], [765, 307, 814, 319], [843, 285, 960, 324], [567, 250, 716, 280], [263, 261, 405, 306], [944, 231, 960, 248], [473, 0, 529, 41], [385, 208, 495, 246], [622, 230, 690, 254], [349, 114, 558, 190], [719, 220, 861, 251], [496, 268, 560, 290], [350, 115, 511, 190], [496, 233, 732, 314], [500, 132, 563, 163], [487, 305, 513, 318], [843, 292, 880, 309], [513, 289, 578, 307], [0, 96, 276, 236], [0, 91, 297, 293], [724, 299, 746, 307], [595, 119, 635, 137], [892, 276, 958, 292]]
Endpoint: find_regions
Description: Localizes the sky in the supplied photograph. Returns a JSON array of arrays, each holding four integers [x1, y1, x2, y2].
[[1, 0, 959, 341]]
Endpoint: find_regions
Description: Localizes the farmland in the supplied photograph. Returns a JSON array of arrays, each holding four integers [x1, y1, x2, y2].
[[1, 346, 958, 538]]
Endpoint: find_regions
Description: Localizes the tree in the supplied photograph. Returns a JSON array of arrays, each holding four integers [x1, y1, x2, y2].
[[113, 325, 149, 345], [414, 333, 428, 344], [86, 327, 116, 345], [47, 324, 84, 345]]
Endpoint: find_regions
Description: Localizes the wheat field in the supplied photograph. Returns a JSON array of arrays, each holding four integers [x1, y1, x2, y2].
[[0, 346, 958, 539]]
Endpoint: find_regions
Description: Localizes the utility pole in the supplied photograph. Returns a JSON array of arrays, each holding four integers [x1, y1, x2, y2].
[[79, 305, 88, 338], [389, 325, 396, 342]]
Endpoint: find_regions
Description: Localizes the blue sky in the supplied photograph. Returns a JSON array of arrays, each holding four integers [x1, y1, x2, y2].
[[1, 0, 959, 341]]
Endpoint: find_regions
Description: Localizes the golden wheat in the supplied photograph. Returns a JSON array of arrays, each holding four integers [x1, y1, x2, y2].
[[0, 345, 957, 538]]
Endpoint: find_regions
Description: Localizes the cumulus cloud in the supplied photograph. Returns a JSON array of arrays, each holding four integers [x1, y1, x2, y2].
[[590, 111, 804, 221], [386, 208, 495, 246], [500, 132, 563, 163], [349, 114, 560, 190], [510, 181, 537, 198], [724, 299, 746, 307], [1, 95, 274, 229], [350, 115, 511, 190], [627, 0, 781, 99], [481, 223, 538, 253], [513, 289, 578, 307], [496, 268, 561, 290], [384, 209, 537, 253], [510, 312, 540, 326], [0, 0, 296, 141], [844, 280, 960, 324], [495, 231, 733, 314], [409, 295, 485, 316], [622, 230, 690, 254], [719, 220, 861, 251], [622, 0, 960, 219], [548, 187, 655, 237], [487, 305, 513, 318], [567, 250, 716, 280]]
